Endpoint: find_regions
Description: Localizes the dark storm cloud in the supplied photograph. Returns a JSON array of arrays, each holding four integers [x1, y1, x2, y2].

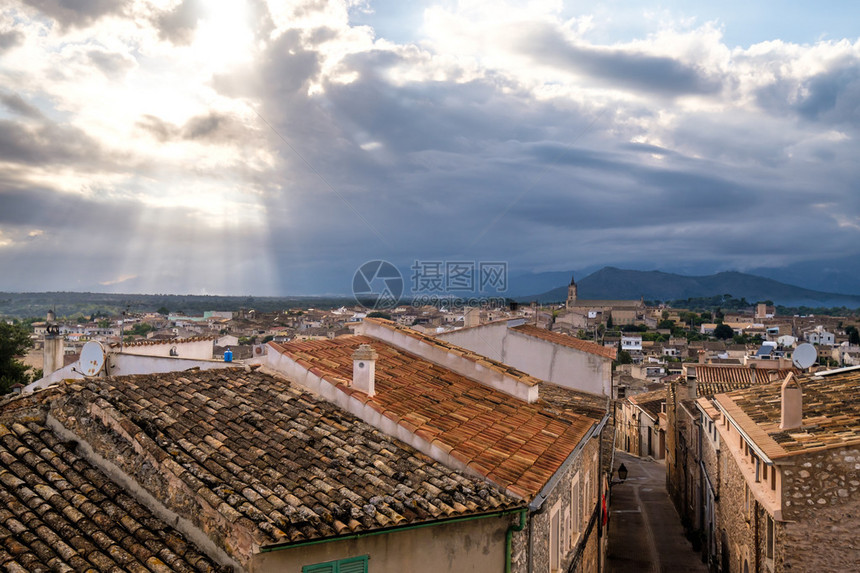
[[87, 49, 135, 79], [795, 62, 860, 127], [0, 91, 43, 119], [136, 111, 258, 145], [0, 119, 102, 165], [136, 114, 177, 142], [0, 30, 24, 53], [21, 0, 125, 29], [754, 58, 860, 130], [154, 0, 201, 46], [516, 23, 722, 97]]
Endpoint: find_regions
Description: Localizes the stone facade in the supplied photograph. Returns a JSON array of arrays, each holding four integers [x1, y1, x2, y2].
[[778, 447, 860, 571], [514, 435, 604, 573]]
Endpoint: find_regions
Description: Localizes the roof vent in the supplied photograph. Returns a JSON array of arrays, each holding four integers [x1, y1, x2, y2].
[[779, 373, 802, 430], [352, 344, 377, 397]]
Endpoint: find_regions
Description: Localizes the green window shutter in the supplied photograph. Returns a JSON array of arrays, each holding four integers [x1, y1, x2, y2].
[[302, 555, 367, 573], [337, 556, 368, 573]]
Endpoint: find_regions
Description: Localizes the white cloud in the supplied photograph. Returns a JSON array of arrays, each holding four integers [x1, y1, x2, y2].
[[2, 0, 860, 294]]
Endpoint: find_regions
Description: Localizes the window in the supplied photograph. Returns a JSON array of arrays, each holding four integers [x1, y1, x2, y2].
[[570, 474, 581, 543], [550, 505, 561, 572], [766, 514, 775, 561], [303, 556, 368, 573]]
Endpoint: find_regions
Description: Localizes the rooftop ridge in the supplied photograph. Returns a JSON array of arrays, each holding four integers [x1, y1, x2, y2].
[[715, 369, 860, 458], [110, 335, 216, 348], [511, 324, 617, 360], [359, 318, 542, 402], [267, 336, 604, 501]]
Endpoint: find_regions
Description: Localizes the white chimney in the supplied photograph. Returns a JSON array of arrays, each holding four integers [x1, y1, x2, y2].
[[779, 373, 802, 430], [352, 344, 377, 397]]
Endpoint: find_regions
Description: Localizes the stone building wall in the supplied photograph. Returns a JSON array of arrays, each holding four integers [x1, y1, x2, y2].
[[777, 447, 860, 572], [514, 435, 602, 573], [698, 415, 721, 567], [717, 442, 758, 573]]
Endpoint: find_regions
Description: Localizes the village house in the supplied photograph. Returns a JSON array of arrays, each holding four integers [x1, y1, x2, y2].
[[665, 364, 796, 550], [436, 320, 616, 397], [7, 318, 615, 573], [266, 318, 613, 573], [615, 387, 666, 460], [697, 366, 860, 572], [2, 368, 524, 572]]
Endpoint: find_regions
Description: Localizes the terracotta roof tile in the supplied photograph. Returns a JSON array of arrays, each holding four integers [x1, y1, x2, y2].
[[275, 337, 607, 500], [693, 365, 798, 397], [716, 368, 860, 458], [512, 325, 617, 360], [364, 318, 543, 387], [0, 417, 227, 573], [41, 368, 522, 558]]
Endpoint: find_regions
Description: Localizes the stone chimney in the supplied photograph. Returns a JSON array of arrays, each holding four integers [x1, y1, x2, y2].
[[464, 307, 480, 328], [779, 373, 803, 430], [352, 344, 378, 397], [43, 310, 64, 377]]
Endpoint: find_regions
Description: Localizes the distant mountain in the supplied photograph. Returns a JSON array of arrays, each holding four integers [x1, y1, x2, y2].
[[521, 267, 860, 308]]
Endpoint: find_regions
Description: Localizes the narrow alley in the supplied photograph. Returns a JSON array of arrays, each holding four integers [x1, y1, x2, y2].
[[606, 451, 708, 573]]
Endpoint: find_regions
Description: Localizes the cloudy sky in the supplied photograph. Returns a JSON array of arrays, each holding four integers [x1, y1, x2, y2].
[[1, 0, 859, 296]]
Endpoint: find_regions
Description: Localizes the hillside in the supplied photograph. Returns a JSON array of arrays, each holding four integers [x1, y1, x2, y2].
[[524, 267, 860, 308]]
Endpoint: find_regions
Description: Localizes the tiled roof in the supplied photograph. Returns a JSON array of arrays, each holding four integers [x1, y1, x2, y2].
[[0, 415, 227, 573], [110, 336, 215, 349], [694, 366, 797, 398], [716, 368, 860, 458], [48, 369, 521, 556], [629, 388, 667, 421], [273, 336, 606, 500], [366, 318, 542, 387], [512, 325, 617, 360]]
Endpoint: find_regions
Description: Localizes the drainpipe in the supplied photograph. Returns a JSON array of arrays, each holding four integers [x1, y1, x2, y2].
[[506, 508, 527, 573]]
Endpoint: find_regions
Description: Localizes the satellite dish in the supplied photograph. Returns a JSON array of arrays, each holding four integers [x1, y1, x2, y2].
[[792, 343, 817, 370], [79, 341, 106, 377]]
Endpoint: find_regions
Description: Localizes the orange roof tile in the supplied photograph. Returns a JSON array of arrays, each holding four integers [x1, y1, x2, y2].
[[715, 368, 860, 458], [274, 336, 606, 500], [365, 318, 542, 387], [511, 324, 617, 360], [693, 365, 798, 397]]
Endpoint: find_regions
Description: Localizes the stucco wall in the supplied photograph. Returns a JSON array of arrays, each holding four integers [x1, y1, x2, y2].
[[122, 339, 214, 359], [249, 514, 513, 573], [438, 325, 611, 397]]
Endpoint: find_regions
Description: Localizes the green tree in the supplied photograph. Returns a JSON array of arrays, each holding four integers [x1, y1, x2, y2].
[[0, 322, 34, 394], [713, 323, 734, 340], [156, 306, 170, 316], [127, 323, 153, 337], [367, 311, 392, 320], [846, 326, 860, 345], [606, 313, 613, 329]]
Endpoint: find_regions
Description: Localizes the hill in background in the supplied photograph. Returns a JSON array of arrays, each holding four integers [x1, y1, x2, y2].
[[523, 267, 860, 308]]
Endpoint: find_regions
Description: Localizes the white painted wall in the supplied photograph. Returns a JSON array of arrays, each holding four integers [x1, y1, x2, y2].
[[438, 324, 611, 396], [122, 339, 214, 359]]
